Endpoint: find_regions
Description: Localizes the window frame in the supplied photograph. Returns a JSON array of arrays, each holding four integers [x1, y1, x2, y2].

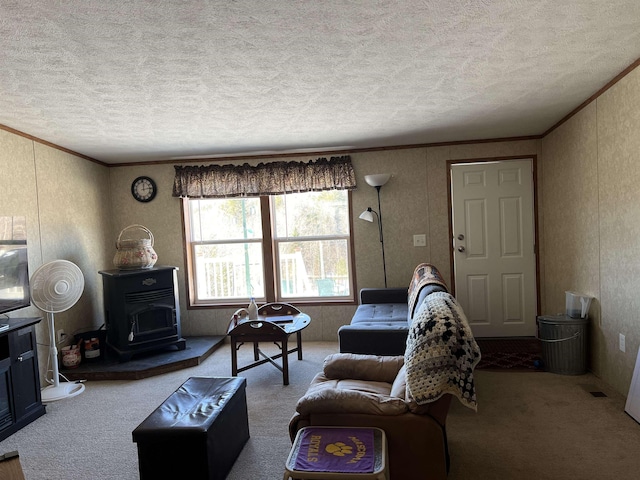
[[181, 191, 357, 309]]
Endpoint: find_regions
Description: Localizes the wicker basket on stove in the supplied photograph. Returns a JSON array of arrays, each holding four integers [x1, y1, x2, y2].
[[113, 224, 158, 269]]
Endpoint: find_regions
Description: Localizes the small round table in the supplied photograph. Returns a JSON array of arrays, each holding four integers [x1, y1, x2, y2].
[[227, 303, 311, 385]]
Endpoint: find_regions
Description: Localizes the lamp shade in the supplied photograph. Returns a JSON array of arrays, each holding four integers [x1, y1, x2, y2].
[[364, 174, 391, 187], [359, 209, 374, 222]]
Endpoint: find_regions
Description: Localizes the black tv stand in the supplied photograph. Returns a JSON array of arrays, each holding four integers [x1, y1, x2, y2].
[[0, 317, 46, 442]]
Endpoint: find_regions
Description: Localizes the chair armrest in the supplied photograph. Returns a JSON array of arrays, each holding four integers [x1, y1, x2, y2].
[[323, 353, 404, 383], [360, 288, 407, 304]]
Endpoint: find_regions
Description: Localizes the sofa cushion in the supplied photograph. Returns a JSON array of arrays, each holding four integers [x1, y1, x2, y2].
[[323, 353, 404, 383], [390, 364, 407, 399], [351, 303, 408, 324], [359, 287, 407, 304], [296, 373, 408, 416], [338, 324, 409, 356]]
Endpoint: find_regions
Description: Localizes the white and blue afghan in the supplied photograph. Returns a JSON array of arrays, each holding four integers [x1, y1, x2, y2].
[[405, 291, 481, 411]]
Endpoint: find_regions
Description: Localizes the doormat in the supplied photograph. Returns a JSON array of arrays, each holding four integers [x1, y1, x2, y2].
[[475, 337, 543, 371]]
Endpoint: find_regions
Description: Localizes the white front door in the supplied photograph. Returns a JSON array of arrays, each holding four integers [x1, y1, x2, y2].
[[451, 159, 537, 337]]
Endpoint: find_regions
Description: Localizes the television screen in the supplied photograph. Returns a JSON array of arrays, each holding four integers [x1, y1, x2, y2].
[[0, 216, 30, 315]]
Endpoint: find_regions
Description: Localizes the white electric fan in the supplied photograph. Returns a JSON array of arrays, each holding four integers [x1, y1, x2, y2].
[[30, 260, 86, 402]]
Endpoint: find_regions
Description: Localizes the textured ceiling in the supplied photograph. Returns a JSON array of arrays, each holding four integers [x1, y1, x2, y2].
[[1, 1, 640, 164]]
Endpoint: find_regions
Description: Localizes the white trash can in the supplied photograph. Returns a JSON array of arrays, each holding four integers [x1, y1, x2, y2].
[[537, 314, 588, 375]]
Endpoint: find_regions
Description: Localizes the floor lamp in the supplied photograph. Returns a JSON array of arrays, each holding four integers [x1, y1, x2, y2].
[[359, 173, 391, 287]]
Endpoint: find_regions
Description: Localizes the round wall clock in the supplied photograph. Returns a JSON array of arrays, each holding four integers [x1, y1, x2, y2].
[[131, 176, 157, 203]]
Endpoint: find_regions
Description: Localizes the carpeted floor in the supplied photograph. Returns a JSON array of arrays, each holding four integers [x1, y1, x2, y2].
[[3, 341, 640, 479], [475, 337, 543, 371]]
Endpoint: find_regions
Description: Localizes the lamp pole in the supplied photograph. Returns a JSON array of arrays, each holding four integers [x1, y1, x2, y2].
[[361, 173, 391, 288], [374, 186, 387, 287]]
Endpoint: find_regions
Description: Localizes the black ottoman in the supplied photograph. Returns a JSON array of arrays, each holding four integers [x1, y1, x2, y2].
[[132, 376, 250, 480]]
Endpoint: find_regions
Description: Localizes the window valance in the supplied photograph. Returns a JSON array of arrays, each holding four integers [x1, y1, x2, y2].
[[172, 155, 356, 198]]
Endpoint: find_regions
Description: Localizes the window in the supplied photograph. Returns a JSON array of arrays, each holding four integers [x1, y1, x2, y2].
[[187, 197, 265, 302], [184, 190, 354, 306]]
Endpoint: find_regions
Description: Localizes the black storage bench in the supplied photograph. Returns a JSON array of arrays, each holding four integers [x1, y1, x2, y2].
[[132, 376, 249, 480]]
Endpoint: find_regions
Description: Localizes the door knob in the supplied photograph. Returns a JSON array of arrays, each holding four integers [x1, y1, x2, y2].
[[457, 246, 465, 252]]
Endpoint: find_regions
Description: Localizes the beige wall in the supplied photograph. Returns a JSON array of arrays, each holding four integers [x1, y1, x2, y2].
[[541, 65, 640, 395], [2, 62, 639, 397], [598, 67, 640, 395], [107, 142, 539, 343], [0, 130, 112, 381]]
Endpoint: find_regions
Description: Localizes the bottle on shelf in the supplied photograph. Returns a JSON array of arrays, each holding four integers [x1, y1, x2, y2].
[[248, 297, 258, 320]]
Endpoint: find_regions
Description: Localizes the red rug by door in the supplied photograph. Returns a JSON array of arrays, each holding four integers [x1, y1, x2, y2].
[[475, 337, 543, 371]]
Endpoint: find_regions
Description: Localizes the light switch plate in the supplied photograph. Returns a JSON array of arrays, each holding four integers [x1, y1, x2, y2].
[[413, 234, 426, 247]]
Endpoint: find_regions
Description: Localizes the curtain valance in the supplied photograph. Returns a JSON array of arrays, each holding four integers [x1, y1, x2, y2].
[[172, 155, 356, 198]]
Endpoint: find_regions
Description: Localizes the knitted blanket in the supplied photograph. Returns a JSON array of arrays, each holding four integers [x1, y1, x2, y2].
[[407, 263, 448, 318], [405, 291, 481, 411]]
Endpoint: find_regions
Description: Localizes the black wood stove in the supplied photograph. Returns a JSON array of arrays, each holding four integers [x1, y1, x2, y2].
[[99, 266, 186, 361]]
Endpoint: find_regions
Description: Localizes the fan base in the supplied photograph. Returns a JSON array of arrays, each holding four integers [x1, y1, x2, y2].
[[41, 382, 86, 403]]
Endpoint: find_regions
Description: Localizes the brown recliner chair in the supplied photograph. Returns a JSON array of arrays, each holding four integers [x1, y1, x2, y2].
[[288, 353, 452, 480]]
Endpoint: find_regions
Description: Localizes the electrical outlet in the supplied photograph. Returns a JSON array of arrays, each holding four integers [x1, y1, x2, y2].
[[413, 234, 426, 247], [619, 333, 626, 353], [57, 329, 65, 343]]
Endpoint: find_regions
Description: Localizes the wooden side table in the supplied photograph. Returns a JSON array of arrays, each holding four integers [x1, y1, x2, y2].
[[284, 426, 389, 480], [227, 303, 310, 385]]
